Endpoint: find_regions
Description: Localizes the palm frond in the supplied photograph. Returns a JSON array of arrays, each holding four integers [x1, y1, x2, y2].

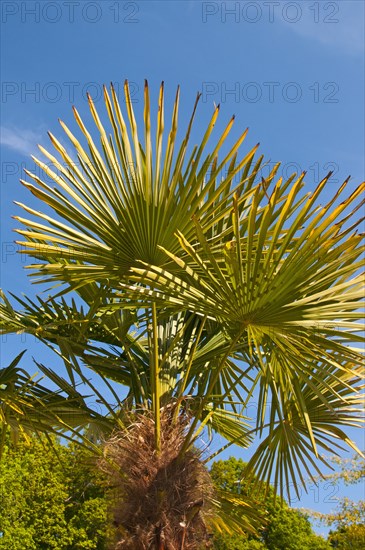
[[14, 81, 261, 289], [242, 357, 364, 500], [209, 488, 266, 536], [0, 352, 110, 456]]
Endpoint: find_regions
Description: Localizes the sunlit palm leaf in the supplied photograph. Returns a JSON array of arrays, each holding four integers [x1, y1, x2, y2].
[[14, 81, 261, 289], [242, 357, 364, 500], [116, 176, 364, 383], [209, 488, 266, 536]]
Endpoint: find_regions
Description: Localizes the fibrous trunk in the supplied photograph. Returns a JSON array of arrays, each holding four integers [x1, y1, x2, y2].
[[99, 408, 214, 549]]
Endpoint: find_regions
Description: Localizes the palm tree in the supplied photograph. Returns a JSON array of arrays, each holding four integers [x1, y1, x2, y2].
[[1, 80, 364, 549]]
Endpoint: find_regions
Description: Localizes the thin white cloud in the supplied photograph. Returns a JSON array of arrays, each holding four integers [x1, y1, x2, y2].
[[283, 1, 364, 56], [0, 126, 43, 156], [0, 126, 80, 167]]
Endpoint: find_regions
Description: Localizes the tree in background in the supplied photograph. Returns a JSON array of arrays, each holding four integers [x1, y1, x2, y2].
[[210, 457, 331, 550], [0, 81, 364, 548], [0, 435, 112, 549], [1, 445, 335, 550], [309, 455, 365, 549]]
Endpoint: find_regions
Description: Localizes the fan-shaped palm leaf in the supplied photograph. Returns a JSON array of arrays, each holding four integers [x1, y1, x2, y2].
[[14, 81, 263, 290]]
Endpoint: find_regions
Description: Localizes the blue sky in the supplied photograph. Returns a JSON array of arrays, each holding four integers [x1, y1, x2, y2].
[[1, 0, 364, 537]]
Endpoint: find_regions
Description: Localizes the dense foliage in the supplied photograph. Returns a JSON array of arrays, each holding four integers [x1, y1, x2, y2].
[[210, 458, 331, 550], [0, 436, 112, 549], [1, 443, 345, 550]]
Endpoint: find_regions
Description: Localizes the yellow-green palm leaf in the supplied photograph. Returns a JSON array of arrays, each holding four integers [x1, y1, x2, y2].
[[14, 81, 262, 289]]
